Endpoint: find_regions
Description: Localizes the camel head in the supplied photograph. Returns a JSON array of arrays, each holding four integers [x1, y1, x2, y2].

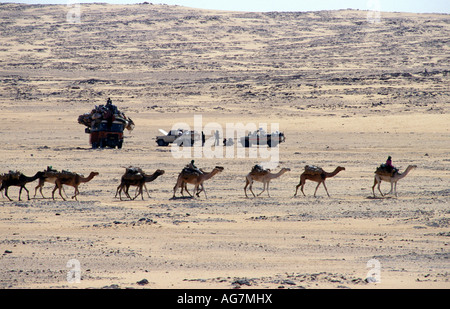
[[337, 166, 345, 172], [155, 169, 165, 176], [401, 165, 417, 174], [213, 166, 224, 173], [90, 172, 100, 177]]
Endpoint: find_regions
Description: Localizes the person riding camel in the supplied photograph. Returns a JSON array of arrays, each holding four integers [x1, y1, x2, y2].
[[188, 160, 203, 174], [385, 156, 398, 175]]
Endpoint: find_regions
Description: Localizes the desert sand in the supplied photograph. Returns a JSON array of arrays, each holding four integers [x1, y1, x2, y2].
[[0, 3, 449, 289]]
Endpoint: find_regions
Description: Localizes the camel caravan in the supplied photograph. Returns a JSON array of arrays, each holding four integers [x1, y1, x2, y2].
[[0, 156, 416, 201]]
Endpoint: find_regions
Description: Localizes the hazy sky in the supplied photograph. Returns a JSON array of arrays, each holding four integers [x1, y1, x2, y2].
[[2, 0, 449, 14]]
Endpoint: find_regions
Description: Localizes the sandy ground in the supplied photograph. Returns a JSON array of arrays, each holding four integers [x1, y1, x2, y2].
[[0, 3, 449, 289]]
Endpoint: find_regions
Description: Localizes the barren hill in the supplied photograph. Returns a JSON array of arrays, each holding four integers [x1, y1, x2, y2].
[[0, 3, 448, 115]]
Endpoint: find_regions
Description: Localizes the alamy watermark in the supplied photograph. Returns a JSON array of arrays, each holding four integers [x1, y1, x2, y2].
[[366, 0, 381, 23], [366, 258, 381, 283], [67, 259, 81, 283], [167, 115, 282, 169], [67, 1, 81, 24]]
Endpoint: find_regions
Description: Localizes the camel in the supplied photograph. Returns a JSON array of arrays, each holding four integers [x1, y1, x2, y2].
[[34, 168, 69, 199], [173, 166, 224, 199], [372, 165, 416, 197], [52, 171, 99, 201], [244, 166, 290, 198], [294, 166, 345, 197], [116, 169, 165, 200], [0, 171, 45, 201]]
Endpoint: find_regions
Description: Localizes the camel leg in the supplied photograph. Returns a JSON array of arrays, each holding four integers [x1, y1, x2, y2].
[[24, 186, 30, 200], [34, 180, 44, 198], [131, 185, 140, 200], [180, 182, 185, 196], [125, 185, 133, 200], [144, 184, 150, 198], [266, 182, 271, 197], [322, 181, 330, 197], [294, 182, 301, 197], [372, 177, 377, 197], [394, 181, 398, 197], [173, 177, 187, 198], [117, 184, 125, 200], [386, 181, 394, 195], [53, 183, 66, 201], [5, 187, 12, 202], [138, 184, 146, 200], [173, 184, 178, 198], [4, 187, 13, 201], [313, 182, 321, 197], [135, 185, 144, 200], [193, 184, 199, 198], [195, 185, 200, 197], [118, 185, 123, 201], [120, 184, 131, 200], [184, 183, 193, 197], [52, 184, 57, 200], [195, 183, 204, 197], [372, 177, 383, 197], [115, 184, 121, 198], [257, 182, 266, 196], [72, 187, 79, 201], [18, 186, 24, 201], [201, 184, 207, 199], [244, 178, 250, 198], [377, 180, 384, 197], [38, 186, 45, 199], [300, 176, 307, 197], [119, 186, 123, 201], [249, 181, 256, 197]]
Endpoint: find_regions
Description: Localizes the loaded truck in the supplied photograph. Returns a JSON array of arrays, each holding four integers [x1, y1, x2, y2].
[[85, 120, 124, 149]]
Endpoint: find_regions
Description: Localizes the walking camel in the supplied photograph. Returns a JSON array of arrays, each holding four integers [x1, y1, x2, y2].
[[372, 165, 416, 197], [173, 166, 224, 199], [244, 166, 290, 198], [116, 169, 165, 200], [34, 168, 69, 199], [294, 166, 345, 197], [0, 171, 45, 201], [52, 171, 99, 201]]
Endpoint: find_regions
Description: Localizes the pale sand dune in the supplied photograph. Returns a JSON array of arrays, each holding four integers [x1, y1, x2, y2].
[[0, 3, 448, 289]]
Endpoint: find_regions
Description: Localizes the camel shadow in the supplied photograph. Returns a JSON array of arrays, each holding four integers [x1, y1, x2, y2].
[[366, 196, 393, 200], [169, 196, 194, 201]]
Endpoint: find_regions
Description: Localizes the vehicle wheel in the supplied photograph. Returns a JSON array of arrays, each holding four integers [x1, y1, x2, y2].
[[157, 139, 166, 146], [92, 142, 98, 149], [100, 139, 106, 148], [117, 141, 123, 149]]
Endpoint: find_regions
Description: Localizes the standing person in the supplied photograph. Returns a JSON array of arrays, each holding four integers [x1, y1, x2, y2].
[[214, 130, 220, 146]]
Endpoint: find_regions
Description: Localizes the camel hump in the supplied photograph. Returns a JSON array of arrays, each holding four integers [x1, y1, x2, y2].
[[304, 165, 323, 175], [122, 166, 145, 179], [59, 170, 77, 177], [3, 170, 22, 180], [375, 164, 395, 176], [251, 164, 266, 173], [182, 167, 201, 176], [250, 164, 270, 175], [124, 166, 144, 175]]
